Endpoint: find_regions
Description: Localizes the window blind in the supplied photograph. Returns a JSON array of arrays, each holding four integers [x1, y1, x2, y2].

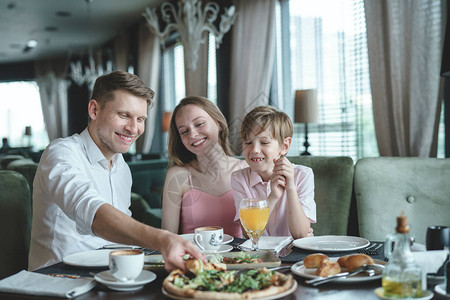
[[276, 0, 378, 160]]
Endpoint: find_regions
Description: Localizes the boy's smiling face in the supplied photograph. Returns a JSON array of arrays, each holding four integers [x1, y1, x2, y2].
[[242, 128, 289, 181]]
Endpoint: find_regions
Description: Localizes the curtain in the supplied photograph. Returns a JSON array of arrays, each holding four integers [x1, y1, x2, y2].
[[365, 0, 442, 157], [136, 19, 161, 154], [114, 30, 129, 71], [184, 31, 209, 97], [34, 58, 69, 141], [228, 0, 276, 154]]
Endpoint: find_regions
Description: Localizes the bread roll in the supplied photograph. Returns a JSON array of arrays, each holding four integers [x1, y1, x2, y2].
[[344, 254, 374, 272], [315, 259, 341, 277], [303, 253, 329, 268], [337, 255, 350, 268]]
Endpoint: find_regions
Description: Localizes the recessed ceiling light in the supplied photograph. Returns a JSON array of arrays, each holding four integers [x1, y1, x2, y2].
[[26, 40, 38, 48], [23, 40, 38, 53]]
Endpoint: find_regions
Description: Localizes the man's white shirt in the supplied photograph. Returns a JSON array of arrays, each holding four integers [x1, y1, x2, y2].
[[28, 128, 132, 270]]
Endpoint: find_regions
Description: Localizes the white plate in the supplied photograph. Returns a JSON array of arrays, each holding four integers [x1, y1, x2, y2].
[[374, 287, 433, 300], [291, 258, 385, 283], [94, 270, 156, 291], [63, 249, 113, 267], [181, 233, 234, 244], [435, 283, 450, 298], [162, 280, 297, 299], [201, 244, 233, 254], [293, 235, 370, 252]]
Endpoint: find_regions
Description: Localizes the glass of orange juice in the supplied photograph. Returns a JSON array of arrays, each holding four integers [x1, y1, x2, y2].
[[239, 198, 270, 250]]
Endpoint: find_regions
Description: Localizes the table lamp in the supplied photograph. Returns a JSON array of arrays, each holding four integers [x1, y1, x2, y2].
[[162, 111, 172, 133], [294, 89, 318, 156], [161, 111, 172, 157], [24, 126, 32, 147]]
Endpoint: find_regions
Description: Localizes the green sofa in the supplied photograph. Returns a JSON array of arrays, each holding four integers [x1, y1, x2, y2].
[[125, 156, 357, 236], [126, 156, 450, 244], [355, 157, 450, 244], [0, 170, 31, 279], [3, 155, 448, 277]]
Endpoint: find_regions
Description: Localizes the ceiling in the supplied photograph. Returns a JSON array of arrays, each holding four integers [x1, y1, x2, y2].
[[0, 0, 162, 65]]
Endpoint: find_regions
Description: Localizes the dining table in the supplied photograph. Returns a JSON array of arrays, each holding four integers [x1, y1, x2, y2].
[[0, 238, 444, 300]]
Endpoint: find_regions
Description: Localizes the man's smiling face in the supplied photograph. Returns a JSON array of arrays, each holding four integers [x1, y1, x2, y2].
[[88, 90, 147, 161]]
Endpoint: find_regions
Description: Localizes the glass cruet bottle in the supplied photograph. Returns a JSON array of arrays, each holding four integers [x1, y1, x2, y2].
[[382, 212, 422, 298]]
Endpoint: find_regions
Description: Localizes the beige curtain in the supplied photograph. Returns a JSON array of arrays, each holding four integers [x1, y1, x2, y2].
[[228, 0, 276, 154], [365, 0, 443, 157], [184, 31, 209, 97], [34, 58, 69, 141], [136, 19, 161, 154]]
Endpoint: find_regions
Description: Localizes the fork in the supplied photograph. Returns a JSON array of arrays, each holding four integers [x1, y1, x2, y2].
[[305, 264, 384, 286]]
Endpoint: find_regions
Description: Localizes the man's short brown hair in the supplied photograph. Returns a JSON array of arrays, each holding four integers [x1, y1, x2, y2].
[[91, 71, 154, 108]]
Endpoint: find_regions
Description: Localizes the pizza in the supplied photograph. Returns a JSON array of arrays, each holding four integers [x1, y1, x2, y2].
[[222, 255, 263, 264], [162, 259, 294, 299], [207, 253, 264, 265]]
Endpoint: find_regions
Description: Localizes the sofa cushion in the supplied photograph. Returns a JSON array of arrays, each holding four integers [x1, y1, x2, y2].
[[287, 156, 354, 236], [0, 170, 31, 279], [127, 159, 169, 209], [355, 157, 450, 244]]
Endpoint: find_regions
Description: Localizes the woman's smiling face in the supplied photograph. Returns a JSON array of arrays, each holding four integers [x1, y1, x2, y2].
[[175, 104, 221, 156]]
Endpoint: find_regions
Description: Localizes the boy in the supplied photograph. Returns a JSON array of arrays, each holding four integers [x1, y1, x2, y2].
[[232, 106, 316, 239]]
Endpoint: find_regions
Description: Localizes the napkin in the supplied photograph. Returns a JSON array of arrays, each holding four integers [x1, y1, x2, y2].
[[412, 250, 449, 289], [0, 270, 96, 298], [240, 236, 293, 253]]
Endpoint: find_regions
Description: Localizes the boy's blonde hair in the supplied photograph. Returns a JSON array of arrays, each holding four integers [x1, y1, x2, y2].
[[240, 106, 293, 144]]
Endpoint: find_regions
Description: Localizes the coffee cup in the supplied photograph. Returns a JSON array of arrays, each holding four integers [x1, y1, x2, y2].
[[109, 249, 144, 282], [194, 226, 223, 251], [426, 226, 450, 250]]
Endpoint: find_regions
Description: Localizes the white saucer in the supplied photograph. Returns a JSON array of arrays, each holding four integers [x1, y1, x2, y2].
[[374, 287, 433, 300], [200, 244, 233, 254], [94, 270, 156, 291], [435, 283, 450, 298], [181, 233, 234, 244]]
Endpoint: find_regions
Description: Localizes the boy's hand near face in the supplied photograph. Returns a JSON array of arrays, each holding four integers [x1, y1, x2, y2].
[[268, 156, 295, 206]]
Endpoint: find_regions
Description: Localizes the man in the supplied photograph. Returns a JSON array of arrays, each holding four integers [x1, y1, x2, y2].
[[29, 71, 203, 271]]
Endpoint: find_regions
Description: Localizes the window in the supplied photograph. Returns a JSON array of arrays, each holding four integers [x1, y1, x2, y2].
[[276, 0, 377, 161], [0, 81, 49, 150], [160, 33, 218, 112], [276, 0, 445, 159]]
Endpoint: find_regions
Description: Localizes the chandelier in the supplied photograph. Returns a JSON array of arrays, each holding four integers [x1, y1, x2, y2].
[[143, 0, 236, 71], [69, 50, 112, 89], [69, 0, 112, 89]]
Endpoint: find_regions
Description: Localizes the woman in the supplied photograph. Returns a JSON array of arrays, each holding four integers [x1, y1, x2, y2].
[[162, 96, 246, 237]]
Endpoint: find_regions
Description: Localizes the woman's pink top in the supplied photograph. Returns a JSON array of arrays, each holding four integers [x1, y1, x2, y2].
[[180, 170, 242, 238]]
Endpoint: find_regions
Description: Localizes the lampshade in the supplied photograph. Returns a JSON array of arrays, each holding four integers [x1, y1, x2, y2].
[[162, 111, 173, 132], [441, 4, 450, 77], [294, 89, 319, 123]]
